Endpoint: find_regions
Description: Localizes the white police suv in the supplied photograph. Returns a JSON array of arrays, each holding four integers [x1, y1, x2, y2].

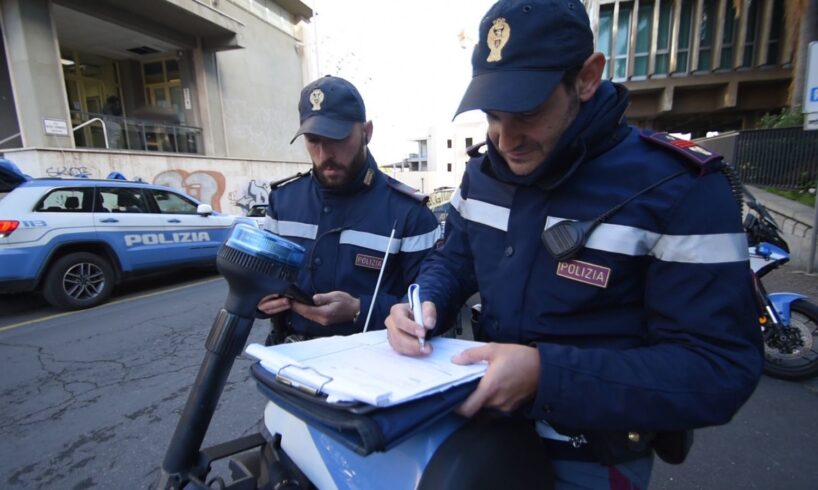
[[0, 160, 246, 310]]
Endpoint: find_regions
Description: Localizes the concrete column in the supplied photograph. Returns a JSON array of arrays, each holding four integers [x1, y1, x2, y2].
[[669, 0, 682, 73], [733, 0, 750, 69], [626, 0, 639, 79], [648, 0, 661, 75], [191, 40, 227, 157], [610, 0, 621, 79], [690, 0, 704, 72], [755, 0, 774, 66], [586, 0, 601, 41], [0, 0, 73, 148], [712, 0, 727, 70]]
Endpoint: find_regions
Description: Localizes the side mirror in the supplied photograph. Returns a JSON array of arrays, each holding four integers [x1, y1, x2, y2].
[[197, 204, 213, 216]]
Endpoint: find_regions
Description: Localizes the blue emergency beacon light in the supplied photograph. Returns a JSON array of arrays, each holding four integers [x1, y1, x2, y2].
[[158, 224, 305, 489]]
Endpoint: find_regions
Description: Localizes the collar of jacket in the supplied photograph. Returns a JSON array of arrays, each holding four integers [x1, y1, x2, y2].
[[313, 151, 381, 198], [484, 81, 631, 191]]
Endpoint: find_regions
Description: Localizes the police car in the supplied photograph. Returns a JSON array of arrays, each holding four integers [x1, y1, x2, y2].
[[245, 204, 268, 227], [0, 160, 247, 310]]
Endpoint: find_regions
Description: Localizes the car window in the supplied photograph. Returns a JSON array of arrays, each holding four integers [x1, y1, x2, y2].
[[150, 189, 198, 214], [35, 188, 93, 212], [247, 206, 267, 217], [97, 187, 150, 213]]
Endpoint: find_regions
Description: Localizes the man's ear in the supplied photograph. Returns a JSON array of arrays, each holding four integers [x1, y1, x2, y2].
[[364, 120, 373, 144], [576, 53, 606, 102]]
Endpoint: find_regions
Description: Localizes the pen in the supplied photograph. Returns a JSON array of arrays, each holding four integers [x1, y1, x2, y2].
[[408, 283, 425, 349]]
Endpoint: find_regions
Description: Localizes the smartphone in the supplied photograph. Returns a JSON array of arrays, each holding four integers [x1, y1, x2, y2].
[[285, 284, 315, 306]]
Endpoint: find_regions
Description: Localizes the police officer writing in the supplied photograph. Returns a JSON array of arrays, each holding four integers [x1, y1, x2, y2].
[[258, 76, 440, 342], [385, 1, 762, 488]]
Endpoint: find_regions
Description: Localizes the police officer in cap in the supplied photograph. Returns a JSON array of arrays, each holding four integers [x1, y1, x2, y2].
[[386, 0, 762, 487], [258, 75, 440, 342]]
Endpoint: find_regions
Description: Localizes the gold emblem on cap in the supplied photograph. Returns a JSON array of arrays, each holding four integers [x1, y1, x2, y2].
[[487, 17, 510, 62], [309, 89, 325, 111]]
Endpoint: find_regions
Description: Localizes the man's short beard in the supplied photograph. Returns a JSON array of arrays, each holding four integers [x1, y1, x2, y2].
[[314, 134, 368, 188]]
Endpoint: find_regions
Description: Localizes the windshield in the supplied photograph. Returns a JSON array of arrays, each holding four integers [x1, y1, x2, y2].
[[247, 206, 267, 217]]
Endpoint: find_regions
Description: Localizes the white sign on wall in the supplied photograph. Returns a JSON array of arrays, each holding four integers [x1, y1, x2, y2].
[[43, 118, 69, 136], [183, 88, 192, 110]]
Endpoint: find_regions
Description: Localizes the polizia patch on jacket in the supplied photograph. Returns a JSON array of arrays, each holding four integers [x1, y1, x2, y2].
[[355, 254, 383, 270], [556, 260, 611, 288]]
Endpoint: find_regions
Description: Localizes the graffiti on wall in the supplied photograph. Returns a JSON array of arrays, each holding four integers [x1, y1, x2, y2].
[[153, 170, 226, 212], [46, 166, 94, 178], [229, 179, 270, 213]]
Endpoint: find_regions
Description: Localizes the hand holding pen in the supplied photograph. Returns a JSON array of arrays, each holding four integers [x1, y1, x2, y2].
[[408, 284, 426, 349], [382, 283, 435, 356]]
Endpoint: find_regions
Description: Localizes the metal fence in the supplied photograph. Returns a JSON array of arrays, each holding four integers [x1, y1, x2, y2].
[[731, 127, 818, 190], [70, 111, 204, 155]]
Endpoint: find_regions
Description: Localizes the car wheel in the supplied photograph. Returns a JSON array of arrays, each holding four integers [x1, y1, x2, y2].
[[42, 252, 114, 310]]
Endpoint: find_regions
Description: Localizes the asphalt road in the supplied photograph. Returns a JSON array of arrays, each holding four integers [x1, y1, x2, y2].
[[0, 274, 269, 489], [0, 266, 816, 489]]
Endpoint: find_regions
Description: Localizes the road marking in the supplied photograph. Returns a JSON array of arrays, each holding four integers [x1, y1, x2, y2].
[[0, 277, 224, 333]]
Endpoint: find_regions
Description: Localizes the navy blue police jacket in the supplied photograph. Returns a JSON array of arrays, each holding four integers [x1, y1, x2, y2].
[[265, 154, 440, 337], [419, 82, 763, 432]]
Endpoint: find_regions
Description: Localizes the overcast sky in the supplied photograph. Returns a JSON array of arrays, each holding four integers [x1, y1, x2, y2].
[[306, 0, 497, 164]]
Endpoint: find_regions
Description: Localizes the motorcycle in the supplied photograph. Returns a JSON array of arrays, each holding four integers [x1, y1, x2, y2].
[[744, 189, 818, 380], [156, 224, 550, 490]]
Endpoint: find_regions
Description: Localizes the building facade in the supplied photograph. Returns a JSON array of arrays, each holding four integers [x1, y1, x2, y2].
[[586, 0, 796, 135], [0, 0, 314, 214], [388, 120, 487, 193]]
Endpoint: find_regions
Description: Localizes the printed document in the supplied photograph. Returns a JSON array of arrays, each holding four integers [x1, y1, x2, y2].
[[246, 330, 487, 407]]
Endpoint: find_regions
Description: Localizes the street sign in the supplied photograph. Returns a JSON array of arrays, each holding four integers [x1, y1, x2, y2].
[[43, 118, 68, 136], [805, 42, 818, 114]]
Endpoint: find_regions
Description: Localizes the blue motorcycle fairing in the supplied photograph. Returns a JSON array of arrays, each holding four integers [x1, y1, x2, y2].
[[754, 242, 789, 260], [769, 292, 807, 326]]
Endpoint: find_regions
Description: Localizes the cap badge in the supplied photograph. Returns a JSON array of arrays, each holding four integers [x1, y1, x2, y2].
[[309, 89, 325, 111], [487, 18, 510, 62]]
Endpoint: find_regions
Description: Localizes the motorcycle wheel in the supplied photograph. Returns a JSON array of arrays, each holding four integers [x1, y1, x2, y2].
[[763, 299, 818, 380]]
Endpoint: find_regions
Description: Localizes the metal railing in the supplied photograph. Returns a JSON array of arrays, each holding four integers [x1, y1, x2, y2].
[[730, 127, 818, 190], [70, 111, 204, 155], [73, 118, 108, 149], [0, 132, 21, 147]]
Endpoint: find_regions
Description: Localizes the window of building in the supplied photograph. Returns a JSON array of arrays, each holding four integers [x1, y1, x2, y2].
[[465, 137, 473, 147], [675, 0, 695, 72], [142, 58, 183, 122], [447, 139, 452, 148], [742, 0, 762, 67], [599, 5, 613, 78], [766, 0, 784, 65], [447, 163, 452, 172], [633, 2, 654, 76], [654, 2, 674, 74], [697, 0, 718, 70], [720, 2, 736, 69], [614, 3, 632, 79]]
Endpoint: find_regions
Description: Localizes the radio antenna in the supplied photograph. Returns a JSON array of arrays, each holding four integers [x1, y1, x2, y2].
[[362, 221, 397, 332]]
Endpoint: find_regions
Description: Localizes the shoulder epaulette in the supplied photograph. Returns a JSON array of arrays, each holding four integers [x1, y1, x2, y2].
[[270, 169, 311, 189], [640, 131, 722, 174], [386, 176, 428, 203], [466, 141, 487, 158]]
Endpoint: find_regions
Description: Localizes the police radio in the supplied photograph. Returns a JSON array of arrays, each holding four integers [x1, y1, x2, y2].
[[542, 168, 689, 261]]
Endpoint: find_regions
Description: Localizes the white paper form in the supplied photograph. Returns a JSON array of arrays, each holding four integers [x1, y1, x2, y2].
[[245, 330, 487, 407]]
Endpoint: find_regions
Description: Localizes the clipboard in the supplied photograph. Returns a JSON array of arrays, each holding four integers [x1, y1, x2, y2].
[[245, 330, 487, 407], [251, 362, 477, 455]]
